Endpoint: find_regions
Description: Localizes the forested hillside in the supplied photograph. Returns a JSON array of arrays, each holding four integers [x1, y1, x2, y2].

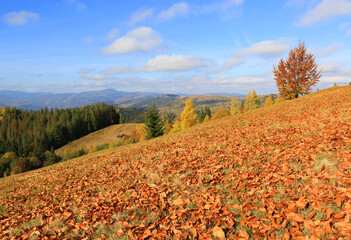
[[0, 103, 119, 177]]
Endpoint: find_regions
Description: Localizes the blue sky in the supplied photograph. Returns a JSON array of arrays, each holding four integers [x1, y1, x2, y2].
[[1, 0, 351, 94]]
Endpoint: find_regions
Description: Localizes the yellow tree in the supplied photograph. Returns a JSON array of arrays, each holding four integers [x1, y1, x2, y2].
[[264, 95, 274, 107], [275, 94, 285, 103], [133, 124, 148, 142], [244, 91, 253, 112], [180, 99, 198, 130], [169, 119, 182, 134], [212, 108, 230, 120], [244, 90, 261, 112], [251, 90, 261, 109], [230, 97, 240, 115]]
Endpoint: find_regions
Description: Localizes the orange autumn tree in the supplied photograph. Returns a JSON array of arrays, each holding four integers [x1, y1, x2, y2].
[[273, 42, 321, 100]]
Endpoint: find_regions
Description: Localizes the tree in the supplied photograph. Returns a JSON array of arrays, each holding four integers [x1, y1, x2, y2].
[[199, 106, 211, 123], [230, 97, 240, 115], [169, 119, 182, 134], [144, 106, 164, 139], [273, 42, 321, 99], [212, 108, 230, 120], [133, 124, 148, 142], [264, 95, 274, 107], [275, 94, 285, 103], [180, 99, 198, 130], [244, 90, 261, 112]]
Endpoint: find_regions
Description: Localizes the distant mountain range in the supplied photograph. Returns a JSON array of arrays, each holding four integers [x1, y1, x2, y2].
[[0, 89, 246, 110], [0, 89, 162, 109]]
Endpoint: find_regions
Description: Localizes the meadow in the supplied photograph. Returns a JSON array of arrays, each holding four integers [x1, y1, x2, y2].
[[0, 86, 350, 239]]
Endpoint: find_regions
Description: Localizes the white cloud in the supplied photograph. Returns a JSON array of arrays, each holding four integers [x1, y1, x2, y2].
[[78, 68, 95, 74], [212, 57, 244, 73], [312, 43, 341, 57], [237, 39, 290, 58], [195, 0, 244, 19], [3, 11, 39, 26], [319, 62, 344, 72], [141, 55, 212, 72], [214, 75, 265, 84], [157, 2, 189, 22], [299, 0, 351, 26], [81, 74, 115, 80], [101, 66, 134, 74], [105, 28, 119, 41], [101, 27, 162, 55], [321, 76, 351, 82], [100, 55, 213, 74], [64, 0, 87, 11], [127, 8, 153, 26]]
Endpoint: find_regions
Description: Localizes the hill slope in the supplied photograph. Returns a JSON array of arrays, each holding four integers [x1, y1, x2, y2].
[[118, 94, 274, 116], [0, 86, 350, 239], [55, 123, 139, 156]]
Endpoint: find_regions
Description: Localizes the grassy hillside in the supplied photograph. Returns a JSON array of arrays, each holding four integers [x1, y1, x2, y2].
[[119, 94, 274, 116], [0, 86, 350, 239], [55, 123, 139, 156]]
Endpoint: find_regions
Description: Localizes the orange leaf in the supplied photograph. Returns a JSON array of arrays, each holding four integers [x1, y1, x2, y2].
[[212, 227, 225, 240], [282, 232, 290, 240], [296, 198, 307, 210], [334, 211, 346, 219], [287, 212, 304, 223], [325, 208, 334, 220], [238, 230, 249, 240], [80, 224, 88, 231]]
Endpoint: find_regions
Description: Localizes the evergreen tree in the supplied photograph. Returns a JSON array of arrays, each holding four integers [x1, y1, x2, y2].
[[199, 106, 211, 123], [180, 99, 198, 130], [144, 106, 164, 139]]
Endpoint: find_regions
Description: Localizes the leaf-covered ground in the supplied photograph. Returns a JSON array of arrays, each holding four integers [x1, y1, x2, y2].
[[0, 86, 350, 239]]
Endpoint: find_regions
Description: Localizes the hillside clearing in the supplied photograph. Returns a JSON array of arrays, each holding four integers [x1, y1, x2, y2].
[[0, 86, 350, 239], [55, 123, 139, 156]]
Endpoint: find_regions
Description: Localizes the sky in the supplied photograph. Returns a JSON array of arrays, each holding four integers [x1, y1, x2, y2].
[[1, 0, 351, 95]]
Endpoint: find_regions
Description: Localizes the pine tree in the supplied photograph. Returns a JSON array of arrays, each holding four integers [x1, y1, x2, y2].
[[230, 97, 240, 115], [199, 106, 211, 123], [273, 42, 321, 99], [180, 99, 198, 130], [264, 95, 274, 107], [144, 106, 164, 139]]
